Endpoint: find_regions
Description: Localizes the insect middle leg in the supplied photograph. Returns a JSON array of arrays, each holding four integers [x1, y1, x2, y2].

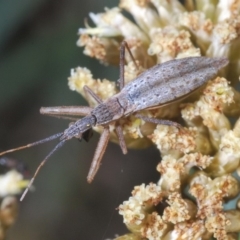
[[87, 127, 110, 183]]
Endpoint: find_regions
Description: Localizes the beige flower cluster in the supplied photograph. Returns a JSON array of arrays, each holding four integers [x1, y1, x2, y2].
[[70, 0, 240, 239], [0, 158, 29, 240]]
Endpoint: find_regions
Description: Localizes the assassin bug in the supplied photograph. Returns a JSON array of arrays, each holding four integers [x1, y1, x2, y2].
[[0, 41, 229, 200]]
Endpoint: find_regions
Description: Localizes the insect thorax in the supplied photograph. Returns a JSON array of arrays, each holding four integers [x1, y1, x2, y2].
[[91, 96, 125, 125]]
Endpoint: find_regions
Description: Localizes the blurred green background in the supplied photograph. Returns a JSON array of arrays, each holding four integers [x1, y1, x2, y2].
[[0, 0, 160, 239]]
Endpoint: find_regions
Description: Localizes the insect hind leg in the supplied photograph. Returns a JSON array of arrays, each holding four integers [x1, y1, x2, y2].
[[135, 114, 182, 128]]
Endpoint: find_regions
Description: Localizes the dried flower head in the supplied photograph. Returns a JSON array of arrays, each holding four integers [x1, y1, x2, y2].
[[0, 158, 29, 239], [72, 0, 240, 239]]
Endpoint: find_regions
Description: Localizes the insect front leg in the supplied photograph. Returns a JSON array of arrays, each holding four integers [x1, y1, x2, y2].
[[40, 106, 93, 117], [87, 127, 110, 183]]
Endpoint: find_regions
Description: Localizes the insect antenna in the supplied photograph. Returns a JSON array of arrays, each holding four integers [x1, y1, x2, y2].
[[0, 132, 63, 157], [20, 139, 67, 201]]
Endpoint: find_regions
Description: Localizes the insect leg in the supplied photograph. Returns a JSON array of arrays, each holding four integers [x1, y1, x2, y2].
[[135, 114, 182, 128], [119, 41, 138, 90], [87, 127, 110, 183], [83, 85, 103, 104], [40, 106, 93, 117], [115, 124, 127, 154]]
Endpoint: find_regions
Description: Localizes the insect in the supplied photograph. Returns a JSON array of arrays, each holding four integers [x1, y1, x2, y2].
[[0, 41, 229, 200]]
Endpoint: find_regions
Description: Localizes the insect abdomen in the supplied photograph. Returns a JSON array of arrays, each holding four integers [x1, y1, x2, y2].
[[123, 57, 228, 112]]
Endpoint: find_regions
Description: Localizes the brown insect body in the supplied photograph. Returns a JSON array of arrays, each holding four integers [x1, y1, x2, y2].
[[121, 57, 228, 112], [64, 56, 228, 138], [0, 41, 229, 200]]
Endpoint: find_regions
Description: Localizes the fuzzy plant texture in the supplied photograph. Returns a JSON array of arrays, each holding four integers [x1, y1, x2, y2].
[[0, 160, 28, 240], [67, 0, 240, 239]]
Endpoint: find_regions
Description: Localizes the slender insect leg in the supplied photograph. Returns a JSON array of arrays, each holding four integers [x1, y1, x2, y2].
[[87, 127, 110, 183], [115, 124, 127, 154], [40, 106, 93, 117], [135, 114, 182, 128], [83, 85, 103, 104], [119, 41, 139, 90]]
